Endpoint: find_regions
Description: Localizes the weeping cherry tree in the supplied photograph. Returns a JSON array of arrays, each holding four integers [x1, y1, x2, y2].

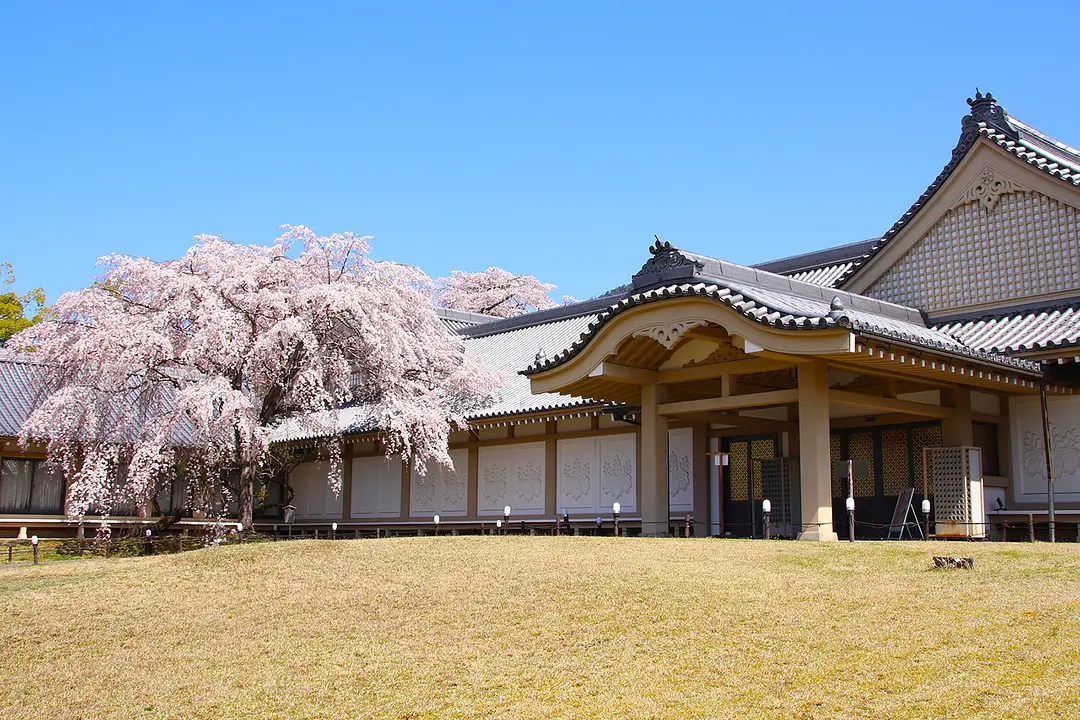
[[12, 226, 500, 527]]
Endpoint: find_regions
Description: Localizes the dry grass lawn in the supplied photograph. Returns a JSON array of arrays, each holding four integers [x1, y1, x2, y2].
[[2, 537, 1079, 719]]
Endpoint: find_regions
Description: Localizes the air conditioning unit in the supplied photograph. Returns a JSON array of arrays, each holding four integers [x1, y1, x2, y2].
[[922, 446, 986, 539]]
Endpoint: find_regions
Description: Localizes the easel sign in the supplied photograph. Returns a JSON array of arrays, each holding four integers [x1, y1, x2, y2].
[[887, 487, 924, 540]]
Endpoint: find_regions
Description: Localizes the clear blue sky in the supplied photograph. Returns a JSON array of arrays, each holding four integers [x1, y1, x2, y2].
[[3, 1, 1079, 306]]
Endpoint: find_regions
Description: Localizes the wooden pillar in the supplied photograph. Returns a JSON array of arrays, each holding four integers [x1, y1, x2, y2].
[[341, 444, 354, 521], [942, 387, 973, 447], [640, 382, 670, 536], [467, 444, 479, 519], [545, 432, 558, 518], [797, 361, 837, 541]]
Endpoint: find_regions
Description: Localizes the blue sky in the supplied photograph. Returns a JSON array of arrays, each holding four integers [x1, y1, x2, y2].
[[3, 1, 1079, 306]]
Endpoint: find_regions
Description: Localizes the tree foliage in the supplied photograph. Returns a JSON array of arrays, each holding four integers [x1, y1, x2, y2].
[[0, 262, 47, 344], [13, 227, 501, 526], [437, 267, 563, 318]]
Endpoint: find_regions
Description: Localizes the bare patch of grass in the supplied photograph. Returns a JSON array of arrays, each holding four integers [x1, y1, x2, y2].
[[2, 538, 1079, 719]]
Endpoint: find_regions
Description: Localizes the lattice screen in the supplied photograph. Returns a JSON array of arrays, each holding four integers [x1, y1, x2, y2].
[[759, 457, 791, 524], [750, 438, 775, 500], [912, 424, 942, 495], [867, 191, 1080, 313], [729, 441, 748, 501], [926, 447, 967, 523], [848, 431, 876, 497], [881, 428, 910, 496], [830, 433, 842, 498]]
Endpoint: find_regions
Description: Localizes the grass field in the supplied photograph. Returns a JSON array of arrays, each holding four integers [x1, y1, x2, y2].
[[2, 537, 1079, 719]]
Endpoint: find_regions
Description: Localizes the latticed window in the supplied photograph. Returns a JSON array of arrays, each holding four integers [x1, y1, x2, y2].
[[728, 441, 748, 501], [830, 433, 842, 497], [848, 431, 876, 497], [881, 428, 910, 496], [750, 438, 775, 500], [912, 424, 943, 494]]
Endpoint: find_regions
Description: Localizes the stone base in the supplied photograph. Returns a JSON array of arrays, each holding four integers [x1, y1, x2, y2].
[[797, 529, 839, 542]]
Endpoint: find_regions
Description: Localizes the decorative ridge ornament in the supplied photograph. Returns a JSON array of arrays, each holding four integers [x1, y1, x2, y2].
[[631, 236, 705, 289], [828, 296, 846, 320], [954, 90, 1018, 160]]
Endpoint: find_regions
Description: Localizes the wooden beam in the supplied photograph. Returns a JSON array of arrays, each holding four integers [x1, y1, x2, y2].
[[695, 412, 798, 433], [829, 389, 954, 419], [658, 389, 799, 416], [588, 362, 657, 384], [658, 357, 794, 384]]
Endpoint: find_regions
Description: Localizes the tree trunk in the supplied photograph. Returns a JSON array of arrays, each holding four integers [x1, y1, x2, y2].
[[239, 463, 255, 529]]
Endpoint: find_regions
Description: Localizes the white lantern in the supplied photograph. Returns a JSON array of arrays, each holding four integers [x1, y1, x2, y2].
[[145, 529, 152, 537], [236, 522, 243, 532], [331, 522, 338, 531], [433, 515, 440, 525], [762, 499, 772, 513], [612, 502, 621, 515], [30, 535, 38, 546], [503, 505, 512, 517], [921, 499, 931, 514], [845, 497, 856, 512], [496, 519, 503, 528]]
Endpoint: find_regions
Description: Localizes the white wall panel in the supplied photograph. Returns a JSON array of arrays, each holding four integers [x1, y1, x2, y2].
[[1009, 395, 1080, 501], [477, 442, 546, 516], [599, 433, 636, 513], [557, 437, 597, 514], [351, 456, 402, 518], [668, 427, 694, 513], [291, 461, 343, 520], [410, 448, 468, 517], [556, 433, 637, 515]]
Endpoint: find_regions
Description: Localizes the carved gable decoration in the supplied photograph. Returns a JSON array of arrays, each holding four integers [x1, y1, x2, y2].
[[631, 238, 705, 289], [949, 165, 1031, 212], [632, 319, 706, 350]]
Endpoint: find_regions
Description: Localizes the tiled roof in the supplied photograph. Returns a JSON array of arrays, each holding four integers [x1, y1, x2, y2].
[[270, 310, 613, 442], [754, 239, 878, 289], [0, 353, 40, 438], [835, 92, 1080, 289], [935, 302, 1080, 355], [434, 307, 499, 333], [525, 241, 1042, 376]]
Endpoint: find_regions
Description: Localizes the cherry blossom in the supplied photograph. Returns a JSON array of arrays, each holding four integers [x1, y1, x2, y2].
[[436, 267, 559, 318], [12, 226, 501, 526]]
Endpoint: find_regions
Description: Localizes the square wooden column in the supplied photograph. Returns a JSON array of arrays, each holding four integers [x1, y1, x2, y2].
[[942, 387, 973, 447], [797, 361, 837, 541], [640, 382, 670, 536]]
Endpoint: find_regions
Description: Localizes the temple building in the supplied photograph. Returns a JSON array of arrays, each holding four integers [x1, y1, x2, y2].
[[3, 91, 1080, 540]]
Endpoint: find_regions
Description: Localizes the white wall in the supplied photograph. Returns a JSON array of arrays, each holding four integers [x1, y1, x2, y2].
[[291, 461, 343, 520], [668, 427, 694, 513], [556, 433, 637, 515], [410, 449, 469, 518], [1009, 394, 1080, 503], [351, 456, 402, 518], [477, 442, 546, 516]]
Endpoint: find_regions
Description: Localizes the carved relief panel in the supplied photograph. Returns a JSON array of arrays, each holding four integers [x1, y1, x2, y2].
[[668, 427, 694, 513], [410, 448, 469, 518], [477, 442, 546, 516], [556, 433, 637, 515]]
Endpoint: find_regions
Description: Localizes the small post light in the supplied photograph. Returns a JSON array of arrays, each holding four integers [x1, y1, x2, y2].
[[845, 496, 856, 542], [495, 519, 503, 535], [433, 515, 440, 536], [31, 535, 39, 564], [921, 498, 932, 540], [236, 522, 243, 533], [762, 499, 772, 540], [331, 521, 337, 540], [146, 528, 152, 537], [143, 528, 153, 555], [612, 502, 621, 537], [596, 516, 603, 535]]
